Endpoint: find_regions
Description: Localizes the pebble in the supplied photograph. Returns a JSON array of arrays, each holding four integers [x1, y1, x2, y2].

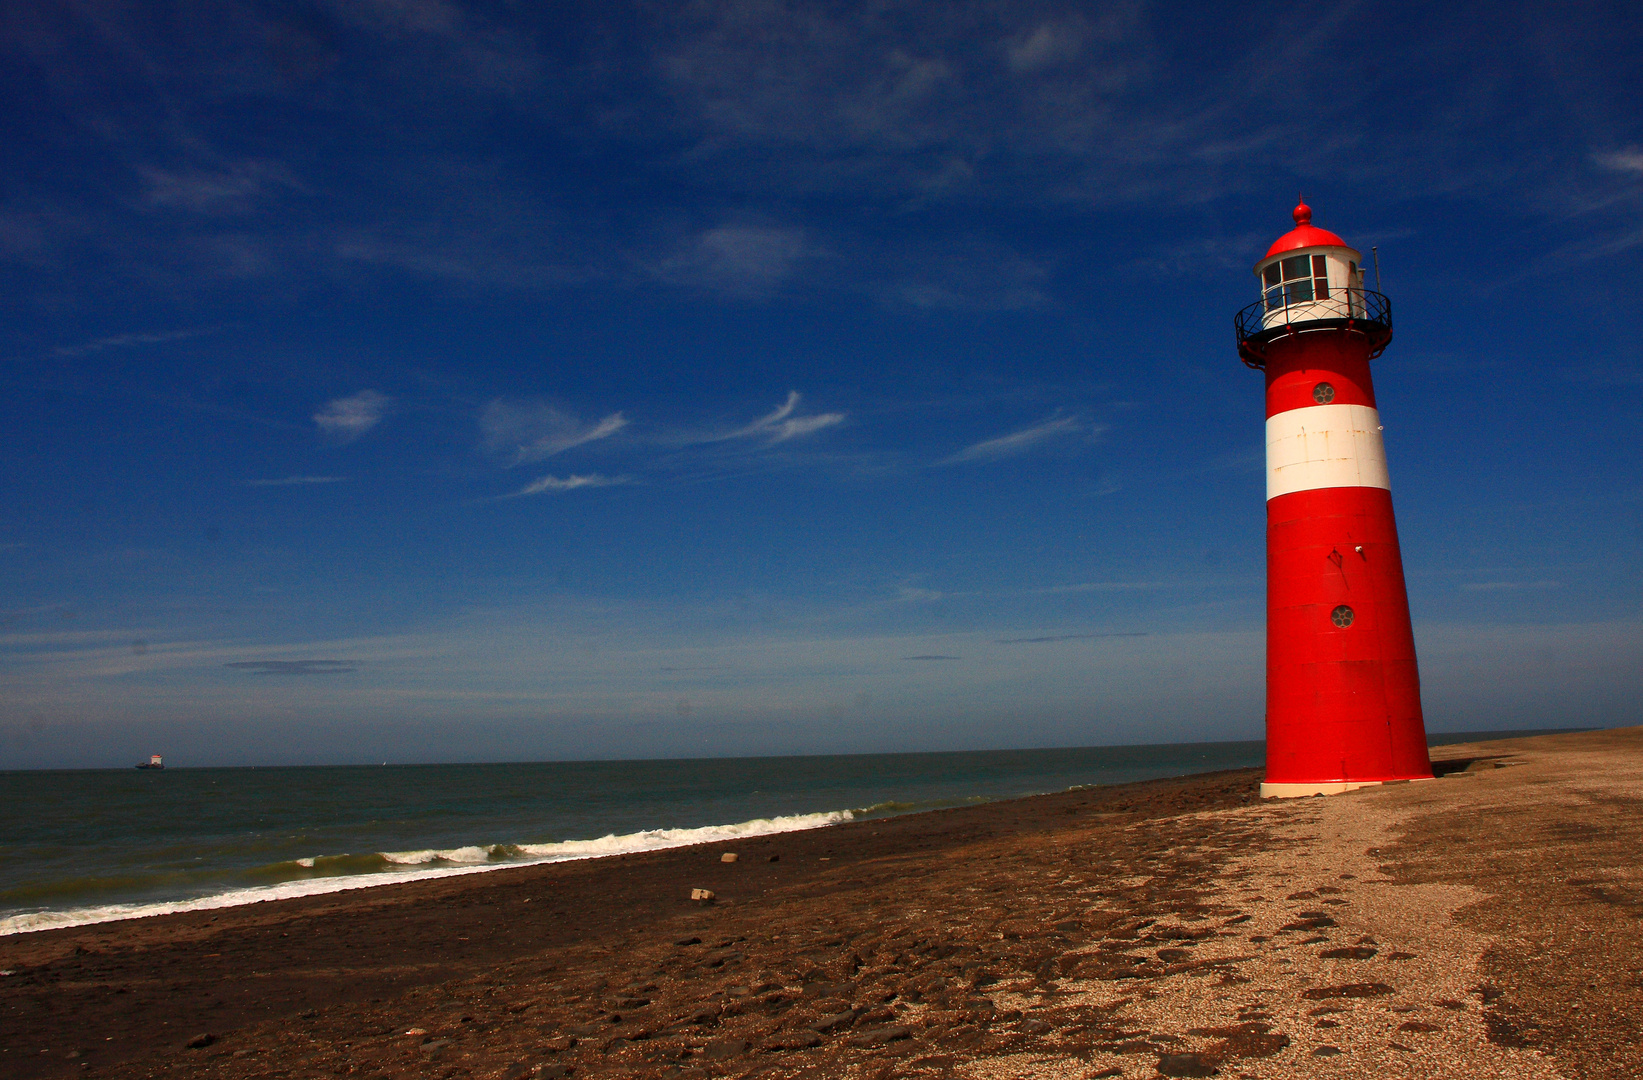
[[761, 1032, 822, 1051], [700, 1037, 747, 1060], [846, 1025, 911, 1047], [1156, 1052, 1217, 1077], [1300, 981, 1393, 999], [810, 1010, 856, 1033]]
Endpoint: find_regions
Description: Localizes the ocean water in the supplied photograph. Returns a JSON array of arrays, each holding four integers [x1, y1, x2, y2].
[[0, 741, 1266, 935], [0, 730, 1564, 936]]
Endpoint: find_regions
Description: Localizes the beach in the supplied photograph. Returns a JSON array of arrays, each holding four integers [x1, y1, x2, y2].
[[3, 727, 1639, 1080]]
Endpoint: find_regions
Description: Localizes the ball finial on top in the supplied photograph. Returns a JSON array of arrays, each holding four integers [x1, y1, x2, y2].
[[1293, 199, 1312, 227]]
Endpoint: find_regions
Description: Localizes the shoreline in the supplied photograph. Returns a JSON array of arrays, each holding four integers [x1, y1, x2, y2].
[[4, 727, 1639, 1080], [0, 731, 1569, 937], [0, 809, 860, 938]]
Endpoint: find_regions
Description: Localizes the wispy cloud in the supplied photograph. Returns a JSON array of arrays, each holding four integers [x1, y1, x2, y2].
[[138, 161, 303, 215], [903, 654, 960, 661], [244, 475, 347, 487], [1005, 19, 1088, 74], [507, 473, 631, 497], [0, 603, 74, 626], [1030, 581, 1165, 595], [998, 632, 1148, 643], [314, 390, 391, 441], [480, 399, 628, 465], [225, 660, 357, 675], [1593, 147, 1643, 174], [51, 327, 221, 359], [652, 224, 811, 297], [941, 414, 1093, 464], [697, 392, 845, 444]]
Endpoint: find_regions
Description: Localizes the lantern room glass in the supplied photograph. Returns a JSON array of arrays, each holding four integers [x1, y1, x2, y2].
[[1264, 254, 1331, 312]]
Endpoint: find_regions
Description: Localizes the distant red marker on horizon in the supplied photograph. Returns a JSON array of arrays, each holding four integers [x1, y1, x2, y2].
[[1236, 202, 1434, 797]]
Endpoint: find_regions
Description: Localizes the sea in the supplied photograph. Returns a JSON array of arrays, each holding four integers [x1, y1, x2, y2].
[[0, 731, 1559, 936]]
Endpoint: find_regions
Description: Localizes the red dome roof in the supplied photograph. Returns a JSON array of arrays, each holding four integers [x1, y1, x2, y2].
[[1264, 201, 1348, 259]]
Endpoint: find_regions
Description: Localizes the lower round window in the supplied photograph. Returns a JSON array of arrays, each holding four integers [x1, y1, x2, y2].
[[1331, 605, 1355, 628], [1313, 382, 1336, 404]]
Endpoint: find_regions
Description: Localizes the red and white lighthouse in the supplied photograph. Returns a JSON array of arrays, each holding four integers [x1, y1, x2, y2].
[[1235, 202, 1434, 798]]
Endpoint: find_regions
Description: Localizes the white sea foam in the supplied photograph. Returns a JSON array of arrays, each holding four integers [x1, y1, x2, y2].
[[381, 845, 495, 865], [0, 809, 853, 936]]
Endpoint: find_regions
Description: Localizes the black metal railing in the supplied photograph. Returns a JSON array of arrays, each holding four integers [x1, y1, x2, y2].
[[1234, 289, 1392, 370]]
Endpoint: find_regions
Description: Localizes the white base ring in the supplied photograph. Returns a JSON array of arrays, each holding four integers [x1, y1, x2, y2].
[[1260, 777, 1435, 799]]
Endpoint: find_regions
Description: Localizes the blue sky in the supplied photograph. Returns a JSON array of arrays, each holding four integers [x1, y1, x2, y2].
[[2, 1, 1639, 768]]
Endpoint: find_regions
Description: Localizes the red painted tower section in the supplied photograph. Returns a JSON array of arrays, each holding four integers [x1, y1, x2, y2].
[[1235, 203, 1434, 797]]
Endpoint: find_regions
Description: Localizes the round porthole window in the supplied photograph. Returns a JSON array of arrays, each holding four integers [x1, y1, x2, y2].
[[1330, 605, 1355, 628], [1313, 382, 1336, 404]]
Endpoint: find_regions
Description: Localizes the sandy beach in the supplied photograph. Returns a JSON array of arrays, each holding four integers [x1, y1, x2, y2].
[[3, 727, 1639, 1080]]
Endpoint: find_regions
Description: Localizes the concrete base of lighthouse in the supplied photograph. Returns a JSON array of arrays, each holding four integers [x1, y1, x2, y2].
[[1260, 777, 1434, 799]]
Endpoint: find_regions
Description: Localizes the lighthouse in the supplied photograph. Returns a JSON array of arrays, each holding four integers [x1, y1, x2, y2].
[[1235, 202, 1434, 798]]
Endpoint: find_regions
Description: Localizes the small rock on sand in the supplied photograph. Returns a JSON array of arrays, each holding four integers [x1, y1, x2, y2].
[[846, 1025, 911, 1047], [1300, 982, 1393, 999], [690, 888, 715, 903], [761, 1032, 822, 1051], [719, 853, 738, 863], [810, 1010, 856, 1033], [701, 1037, 748, 1060], [1156, 1052, 1217, 1077]]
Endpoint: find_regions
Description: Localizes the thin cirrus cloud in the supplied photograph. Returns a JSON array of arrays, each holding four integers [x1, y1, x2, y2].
[[707, 391, 845, 444], [508, 473, 632, 498], [480, 399, 628, 465], [1592, 147, 1643, 174], [313, 390, 391, 441], [1030, 581, 1164, 595], [224, 660, 357, 675], [244, 475, 347, 487], [652, 224, 811, 297], [941, 414, 1094, 464], [50, 326, 221, 359], [997, 632, 1148, 643], [1004, 18, 1089, 73]]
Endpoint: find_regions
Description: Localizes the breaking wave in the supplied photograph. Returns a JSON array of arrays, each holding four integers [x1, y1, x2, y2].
[[0, 809, 853, 936]]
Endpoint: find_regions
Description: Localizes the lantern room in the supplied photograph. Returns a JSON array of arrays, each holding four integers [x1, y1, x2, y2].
[[1234, 201, 1393, 370], [1252, 202, 1365, 328]]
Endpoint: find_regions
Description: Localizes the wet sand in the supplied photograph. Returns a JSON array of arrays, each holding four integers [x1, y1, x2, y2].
[[3, 727, 1639, 1080]]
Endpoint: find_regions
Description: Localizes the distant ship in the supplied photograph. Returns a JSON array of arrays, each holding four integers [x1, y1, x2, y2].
[[135, 754, 164, 770]]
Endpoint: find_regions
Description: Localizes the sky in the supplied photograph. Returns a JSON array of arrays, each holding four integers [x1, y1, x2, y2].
[[2, 1, 1640, 769]]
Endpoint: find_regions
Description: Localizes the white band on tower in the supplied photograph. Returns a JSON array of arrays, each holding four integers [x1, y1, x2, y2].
[[1266, 403, 1390, 500]]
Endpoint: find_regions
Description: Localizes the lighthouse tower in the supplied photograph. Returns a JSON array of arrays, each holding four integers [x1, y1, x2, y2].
[[1235, 202, 1434, 798]]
